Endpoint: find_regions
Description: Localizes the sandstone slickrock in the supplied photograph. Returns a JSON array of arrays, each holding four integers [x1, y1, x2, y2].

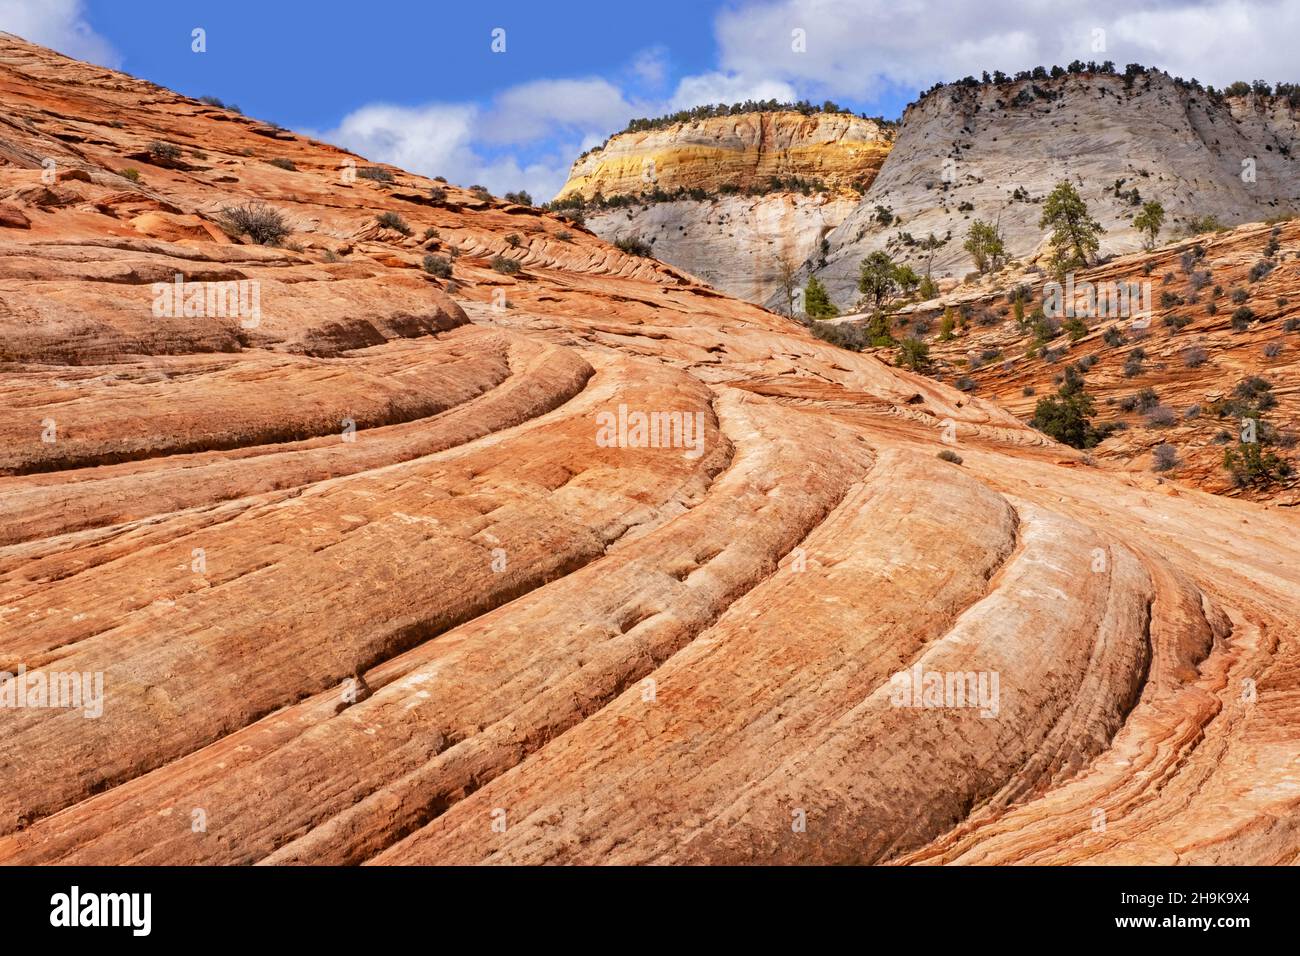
[[0, 34, 1298, 866]]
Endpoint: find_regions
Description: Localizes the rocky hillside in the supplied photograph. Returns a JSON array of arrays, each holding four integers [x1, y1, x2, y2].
[[789, 69, 1300, 311], [554, 110, 892, 302], [845, 218, 1300, 504], [1, 34, 1298, 866]]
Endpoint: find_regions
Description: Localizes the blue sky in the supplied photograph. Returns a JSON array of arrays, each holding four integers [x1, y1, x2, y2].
[[5, 0, 1298, 199]]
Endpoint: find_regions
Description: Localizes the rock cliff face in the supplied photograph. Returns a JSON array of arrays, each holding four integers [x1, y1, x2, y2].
[[557, 110, 892, 199], [786, 70, 1300, 311], [1, 34, 1299, 867], [555, 111, 892, 302]]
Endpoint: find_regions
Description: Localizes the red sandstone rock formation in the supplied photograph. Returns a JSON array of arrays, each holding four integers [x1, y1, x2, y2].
[[0, 34, 1296, 866]]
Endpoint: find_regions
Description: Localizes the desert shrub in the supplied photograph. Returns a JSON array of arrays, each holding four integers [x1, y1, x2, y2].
[[937, 449, 963, 464], [1249, 260, 1275, 282], [422, 254, 452, 278], [1122, 348, 1146, 377], [198, 95, 241, 112], [1064, 316, 1089, 341], [1284, 318, 1300, 332], [147, 140, 181, 161], [505, 233, 522, 248], [491, 255, 522, 274], [470, 185, 492, 200], [1183, 346, 1209, 367], [1102, 326, 1124, 347], [1146, 405, 1177, 427], [1231, 306, 1255, 330], [376, 211, 412, 236], [1023, 386, 1036, 396], [1031, 367, 1098, 448], [1230, 288, 1249, 304], [1164, 314, 1191, 330], [808, 320, 868, 351], [615, 235, 653, 257], [221, 201, 291, 245], [503, 190, 533, 205], [268, 157, 297, 171], [119, 167, 140, 182], [422, 227, 439, 240], [897, 337, 930, 371], [1160, 290, 1182, 308], [1152, 444, 1178, 471], [1264, 341, 1283, 358], [556, 229, 574, 241], [429, 186, 448, 202], [1206, 301, 1218, 315], [954, 376, 977, 392], [1185, 404, 1201, 418], [1224, 441, 1293, 487], [357, 166, 394, 182]]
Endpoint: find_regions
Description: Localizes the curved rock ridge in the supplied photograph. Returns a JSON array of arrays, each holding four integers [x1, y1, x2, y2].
[[0, 33, 1297, 866]]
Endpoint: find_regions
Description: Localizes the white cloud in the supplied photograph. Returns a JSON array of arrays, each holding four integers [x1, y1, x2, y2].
[[669, 71, 799, 110], [0, 0, 119, 67], [320, 95, 603, 202], [630, 46, 670, 88], [478, 78, 639, 145], [712, 0, 1300, 99], [321, 101, 481, 183]]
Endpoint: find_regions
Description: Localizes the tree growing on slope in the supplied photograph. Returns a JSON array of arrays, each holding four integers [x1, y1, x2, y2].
[[1040, 181, 1104, 274], [804, 276, 839, 318], [963, 219, 1006, 273], [857, 250, 920, 313], [1133, 200, 1165, 250]]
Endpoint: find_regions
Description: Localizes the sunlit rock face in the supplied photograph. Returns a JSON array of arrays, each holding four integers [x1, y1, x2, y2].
[[0, 35, 1297, 867]]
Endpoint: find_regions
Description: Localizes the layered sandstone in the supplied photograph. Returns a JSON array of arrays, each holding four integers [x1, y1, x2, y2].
[[0, 34, 1298, 868], [556, 111, 892, 303], [557, 110, 892, 200]]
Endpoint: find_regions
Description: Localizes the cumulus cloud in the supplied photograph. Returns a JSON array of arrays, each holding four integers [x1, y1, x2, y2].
[[477, 78, 640, 145], [668, 71, 799, 110], [319, 83, 629, 201], [0, 0, 119, 67], [712, 0, 1300, 98]]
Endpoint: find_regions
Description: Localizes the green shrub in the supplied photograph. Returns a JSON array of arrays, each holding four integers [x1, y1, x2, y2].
[[897, 337, 930, 371], [119, 167, 140, 182], [491, 255, 522, 274], [357, 166, 394, 182], [268, 157, 297, 171], [937, 449, 963, 464]]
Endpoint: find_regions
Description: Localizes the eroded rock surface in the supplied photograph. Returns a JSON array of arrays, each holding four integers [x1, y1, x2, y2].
[[0, 35, 1297, 866]]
